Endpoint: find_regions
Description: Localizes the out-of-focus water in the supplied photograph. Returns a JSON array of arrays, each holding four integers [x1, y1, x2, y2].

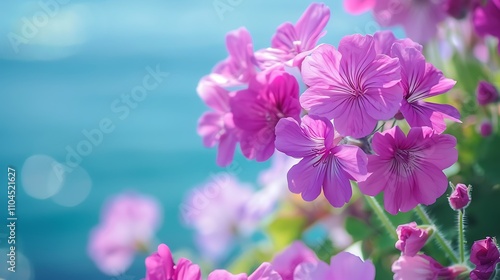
[[0, 1, 382, 279]]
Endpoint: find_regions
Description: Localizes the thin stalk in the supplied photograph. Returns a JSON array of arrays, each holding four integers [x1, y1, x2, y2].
[[458, 209, 465, 264], [414, 205, 460, 264], [365, 196, 398, 240]]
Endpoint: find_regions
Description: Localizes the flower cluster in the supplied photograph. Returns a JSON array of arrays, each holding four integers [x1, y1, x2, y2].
[[142, 241, 375, 280]]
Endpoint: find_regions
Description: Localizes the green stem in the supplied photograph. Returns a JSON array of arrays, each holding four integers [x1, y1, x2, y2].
[[458, 210, 465, 264], [414, 205, 460, 264], [365, 196, 398, 240]]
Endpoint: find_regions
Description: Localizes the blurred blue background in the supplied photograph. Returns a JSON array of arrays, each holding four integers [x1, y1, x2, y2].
[[0, 1, 376, 279]]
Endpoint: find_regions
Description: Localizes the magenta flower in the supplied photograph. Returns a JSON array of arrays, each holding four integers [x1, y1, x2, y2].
[[448, 183, 471, 210], [373, 0, 448, 43], [211, 27, 256, 87], [197, 77, 240, 166], [181, 174, 256, 261], [476, 80, 499, 106], [88, 192, 162, 275], [294, 252, 375, 280], [144, 244, 201, 280], [395, 222, 431, 256], [255, 3, 330, 68], [230, 69, 301, 161], [275, 115, 368, 207], [358, 126, 458, 215], [391, 42, 460, 133], [300, 35, 402, 138], [207, 263, 282, 280], [271, 241, 319, 280], [479, 119, 493, 137], [473, 0, 500, 53], [392, 254, 463, 280], [470, 237, 500, 280], [343, 0, 376, 14]]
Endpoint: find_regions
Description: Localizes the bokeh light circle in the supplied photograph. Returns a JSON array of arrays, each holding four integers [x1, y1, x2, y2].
[[21, 154, 64, 199], [51, 166, 92, 207]]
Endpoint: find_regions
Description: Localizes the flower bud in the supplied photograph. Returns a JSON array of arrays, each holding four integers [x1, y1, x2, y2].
[[470, 237, 500, 280], [395, 222, 432, 256], [476, 81, 499, 106], [448, 183, 471, 210], [479, 120, 493, 137]]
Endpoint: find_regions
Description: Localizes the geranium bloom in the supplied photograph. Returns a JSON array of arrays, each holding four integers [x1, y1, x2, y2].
[[181, 174, 256, 260], [395, 222, 431, 256], [88, 192, 162, 275], [197, 77, 240, 167], [358, 126, 458, 215], [300, 35, 402, 138], [373, 0, 448, 43], [294, 252, 375, 280], [473, 0, 500, 53], [271, 241, 319, 280], [391, 42, 460, 133], [207, 263, 282, 280], [255, 3, 330, 68], [343, 0, 376, 14], [144, 244, 201, 280], [470, 237, 500, 280], [275, 115, 368, 207], [231, 69, 301, 161], [392, 254, 464, 280]]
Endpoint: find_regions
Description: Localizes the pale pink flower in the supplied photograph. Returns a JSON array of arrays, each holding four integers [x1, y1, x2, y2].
[[230, 68, 301, 161], [144, 244, 201, 280], [275, 115, 368, 207], [197, 77, 240, 167], [294, 252, 375, 280], [88, 192, 162, 275], [343, 0, 376, 14], [255, 3, 330, 68], [395, 222, 431, 256], [207, 263, 282, 280], [271, 241, 319, 280], [181, 174, 256, 261], [358, 126, 457, 215], [373, 0, 448, 43], [392, 254, 456, 280], [391, 42, 460, 133], [300, 35, 402, 138]]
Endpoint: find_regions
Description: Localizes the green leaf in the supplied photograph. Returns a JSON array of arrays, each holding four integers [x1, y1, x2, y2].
[[266, 215, 307, 251], [345, 217, 373, 241]]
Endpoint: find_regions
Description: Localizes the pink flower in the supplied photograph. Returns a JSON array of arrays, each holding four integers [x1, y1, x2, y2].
[[392, 254, 457, 280], [207, 263, 282, 280], [197, 77, 240, 167], [88, 192, 162, 275], [144, 244, 201, 280], [300, 35, 402, 138], [479, 119, 493, 137], [448, 183, 471, 210], [275, 115, 368, 207], [473, 0, 500, 53], [476, 80, 499, 106], [358, 126, 458, 215], [470, 237, 500, 280], [391, 42, 460, 133], [395, 222, 431, 256], [255, 3, 330, 68], [373, 0, 448, 43], [230, 68, 301, 161], [181, 174, 256, 261], [211, 27, 256, 88], [294, 252, 375, 280], [343, 0, 376, 14], [271, 241, 319, 280]]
